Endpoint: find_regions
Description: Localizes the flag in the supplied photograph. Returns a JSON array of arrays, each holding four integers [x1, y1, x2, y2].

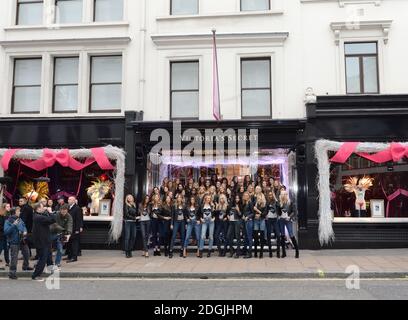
[[212, 29, 221, 121]]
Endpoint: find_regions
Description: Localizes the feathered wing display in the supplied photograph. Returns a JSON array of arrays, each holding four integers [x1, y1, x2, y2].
[[359, 176, 374, 189], [18, 180, 49, 202], [344, 176, 373, 193], [344, 177, 358, 193]]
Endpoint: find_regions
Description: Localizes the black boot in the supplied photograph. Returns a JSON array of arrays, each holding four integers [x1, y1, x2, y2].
[[276, 237, 281, 258], [207, 250, 211, 258], [180, 250, 184, 258], [259, 232, 265, 259], [253, 233, 258, 258], [125, 251, 131, 258], [164, 246, 168, 257], [229, 248, 234, 258], [217, 246, 222, 257], [291, 236, 300, 258], [169, 251, 173, 259], [268, 245, 273, 258], [281, 236, 287, 258]]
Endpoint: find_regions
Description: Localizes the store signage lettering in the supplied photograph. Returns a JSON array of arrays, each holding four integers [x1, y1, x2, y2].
[[150, 121, 259, 174]]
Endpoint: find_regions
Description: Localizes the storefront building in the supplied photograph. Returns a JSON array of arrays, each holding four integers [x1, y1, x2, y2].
[[305, 95, 408, 249], [0, 117, 125, 249]]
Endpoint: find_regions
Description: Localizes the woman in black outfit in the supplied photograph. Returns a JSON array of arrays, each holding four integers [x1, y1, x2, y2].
[[169, 194, 186, 258], [160, 195, 173, 256], [150, 194, 162, 256], [265, 191, 280, 258], [124, 194, 139, 258], [139, 195, 151, 258], [226, 195, 242, 258], [183, 196, 202, 258], [214, 194, 228, 257]]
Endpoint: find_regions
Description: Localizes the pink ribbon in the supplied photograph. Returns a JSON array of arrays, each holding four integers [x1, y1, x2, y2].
[[18, 148, 114, 172], [384, 189, 408, 218], [1, 149, 21, 171], [330, 142, 359, 163], [330, 142, 408, 164]]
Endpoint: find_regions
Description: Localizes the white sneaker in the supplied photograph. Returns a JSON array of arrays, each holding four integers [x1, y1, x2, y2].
[[44, 266, 53, 274]]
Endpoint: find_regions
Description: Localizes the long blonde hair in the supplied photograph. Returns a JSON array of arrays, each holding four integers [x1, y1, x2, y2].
[[279, 190, 290, 205], [125, 194, 136, 208], [216, 194, 228, 211], [256, 193, 266, 208]]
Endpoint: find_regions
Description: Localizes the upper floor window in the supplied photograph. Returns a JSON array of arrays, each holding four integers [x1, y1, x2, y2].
[[94, 0, 123, 22], [170, 61, 199, 119], [240, 0, 270, 11], [345, 42, 379, 94], [241, 58, 271, 119], [171, 0, 199, 15], [55, 0, 83, 24], [12, 58, 42, 113], [17, 0, 43, 25], [90, 55, 122, 112], [53, 57, 79, 113]]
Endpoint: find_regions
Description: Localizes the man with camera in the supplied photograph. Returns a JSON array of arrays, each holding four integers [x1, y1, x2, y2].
[[31, 202, 56, 281], [49, 204, 72, 270], [4, 207, 28, 280]]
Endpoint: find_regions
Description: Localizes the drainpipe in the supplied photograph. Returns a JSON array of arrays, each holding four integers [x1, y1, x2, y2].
[[139, 0, 147, 113]]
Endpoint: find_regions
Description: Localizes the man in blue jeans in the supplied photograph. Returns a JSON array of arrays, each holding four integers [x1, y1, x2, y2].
[[49, 205, 72, 269]]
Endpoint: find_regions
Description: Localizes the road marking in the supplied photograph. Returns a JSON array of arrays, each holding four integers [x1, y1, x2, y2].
[[1, 277, 407, 282]]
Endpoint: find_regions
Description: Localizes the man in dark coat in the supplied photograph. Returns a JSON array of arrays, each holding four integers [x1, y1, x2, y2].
[[66, 196, 83, 263], [31, 202, 56, 281], [18, 197, 34, 267]]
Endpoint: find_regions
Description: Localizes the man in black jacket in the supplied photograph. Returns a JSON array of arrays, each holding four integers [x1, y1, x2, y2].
[[18, 198, 34, 269], [66, 196, 83, 263], [31, 202, 56, 281]]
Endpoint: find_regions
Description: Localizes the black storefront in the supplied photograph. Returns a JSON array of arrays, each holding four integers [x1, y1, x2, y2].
[[124, 111, 309, 249], [0, 116, 125, 249]]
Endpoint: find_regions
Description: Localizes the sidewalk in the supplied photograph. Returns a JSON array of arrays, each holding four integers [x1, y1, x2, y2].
[[1, 249, 407, 279]]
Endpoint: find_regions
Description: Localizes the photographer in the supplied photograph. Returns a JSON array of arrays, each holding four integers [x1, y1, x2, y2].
[[50, 204, 73, 269], [4, 207, 28, 280], [31, 202, 56, 281]]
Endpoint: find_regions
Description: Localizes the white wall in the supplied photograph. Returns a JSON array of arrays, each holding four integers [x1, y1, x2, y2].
[[0, 0, 407, 120]]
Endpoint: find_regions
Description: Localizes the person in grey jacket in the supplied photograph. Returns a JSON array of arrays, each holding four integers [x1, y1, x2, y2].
[[50, 204, 73, 268]]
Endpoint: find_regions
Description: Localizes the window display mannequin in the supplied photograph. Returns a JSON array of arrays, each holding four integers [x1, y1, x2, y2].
[[344, 176, 373, 218]]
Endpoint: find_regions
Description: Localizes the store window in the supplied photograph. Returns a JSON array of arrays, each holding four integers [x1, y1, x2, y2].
[[94, 0, 123, 22], [55, 0, 83, 24], [241, 0, 270, 11], [16, 0, 43, 25], [53, 57, 79, 113], [329, 153, 408, 220], [90, 55, 122, 112], [241, 58, 271, 119], [12, 58, 42, 114], [171, 0, 199, 15], [170, 61, 199, 120], [345, 42, 379, 94]]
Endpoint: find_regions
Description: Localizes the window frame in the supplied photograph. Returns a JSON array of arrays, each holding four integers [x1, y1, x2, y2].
[[170, 0, 199, 16], [54, 0, 83, 24], [170, 60, 200, 121], [16, 0, 44, 25], [89, 54, 122, 113], [11, 57, 42, 114], [52, 56, 80, 114], [93, 0, 124, 22], [240, 57, 272, 120], [344, 41, 380, 95], [240, 0, 270, 12]]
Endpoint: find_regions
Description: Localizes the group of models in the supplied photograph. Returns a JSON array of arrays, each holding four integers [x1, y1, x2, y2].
[[123, 175, 299, 259]]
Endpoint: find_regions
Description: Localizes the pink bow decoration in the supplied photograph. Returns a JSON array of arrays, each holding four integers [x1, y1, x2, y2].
[[16, 148, 114, 172], [330, 142, 408, 164]]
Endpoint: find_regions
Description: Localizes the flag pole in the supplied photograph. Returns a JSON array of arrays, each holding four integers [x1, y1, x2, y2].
[[212, 29, 221, 122]]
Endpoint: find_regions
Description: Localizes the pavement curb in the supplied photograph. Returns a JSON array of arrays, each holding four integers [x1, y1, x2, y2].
[[1, 271, 407, 279]]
